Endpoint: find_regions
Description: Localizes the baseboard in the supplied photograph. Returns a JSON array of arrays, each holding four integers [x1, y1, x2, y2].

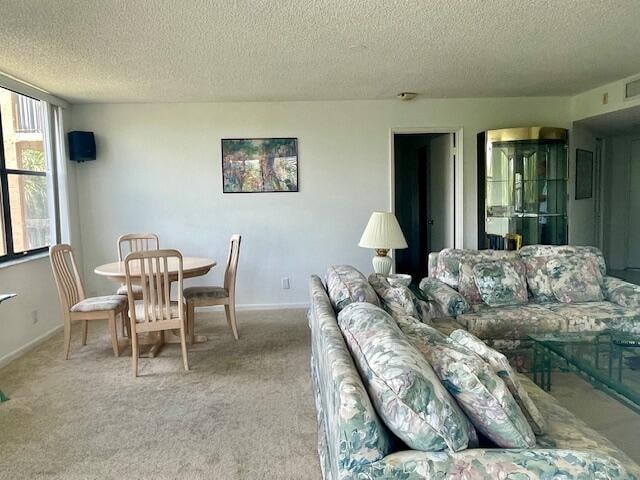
[[200, 302, 309, 312], [0, 324, 63, 370]]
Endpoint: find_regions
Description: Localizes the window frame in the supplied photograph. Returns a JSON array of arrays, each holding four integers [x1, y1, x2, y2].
[[0, 89, 57, 263]]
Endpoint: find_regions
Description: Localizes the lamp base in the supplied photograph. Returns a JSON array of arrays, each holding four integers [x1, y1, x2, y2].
[[372, 252, 392, 276]]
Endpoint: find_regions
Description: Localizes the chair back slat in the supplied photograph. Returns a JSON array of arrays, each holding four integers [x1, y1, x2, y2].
[[118, 233, 159, 261], [224, 235, 242, 297], [50, 244, 85, 310], [125, 249, 183, 324]]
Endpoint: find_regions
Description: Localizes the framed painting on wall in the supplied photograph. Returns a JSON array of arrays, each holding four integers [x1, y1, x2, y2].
[[575, 148, 593, 200], [221, 138, 298, 193]]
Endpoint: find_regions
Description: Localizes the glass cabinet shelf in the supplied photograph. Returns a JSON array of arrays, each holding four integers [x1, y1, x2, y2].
[[480, 127, 569, 247]]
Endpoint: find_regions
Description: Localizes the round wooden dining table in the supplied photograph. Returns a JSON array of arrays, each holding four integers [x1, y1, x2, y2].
[[94, 256, 216, 353], [94, 257, 216, 282]]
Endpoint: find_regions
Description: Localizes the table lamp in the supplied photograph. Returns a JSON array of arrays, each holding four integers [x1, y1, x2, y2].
[[358, 211, 408, 276]]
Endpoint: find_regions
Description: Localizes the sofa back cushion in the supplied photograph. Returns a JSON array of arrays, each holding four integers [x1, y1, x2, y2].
[[522, 256, 555, 303], [434, 248, 518, 289], [398, 318, 535, 448], [519, 245, 607, 276], [368, 273, 430, 322], [473, 260, 528, 307], [326, 265, 380, 312], [449, 329, 546, 435], [338, 302, 473, 452], [547, 256, 605, 303], [308, 276, 392, 477]]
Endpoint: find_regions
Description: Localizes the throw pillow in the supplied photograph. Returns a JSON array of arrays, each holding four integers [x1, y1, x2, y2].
[[473, 260, 528, 307], [369, 273, 431, 323], [546, 256, 604, 303], [397, 318, 536, 448], [449, 329, 546, 435], [326, 265, 380, 312], [523, 256, 555, 303], [419, 277, 470, 317], [337, 303, 473, 452]]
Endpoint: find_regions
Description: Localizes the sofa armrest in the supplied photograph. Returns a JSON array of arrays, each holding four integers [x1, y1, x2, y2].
[[357, 449, 638, 479], [604, 276, 640, 308], [419, 277, 470, 317]]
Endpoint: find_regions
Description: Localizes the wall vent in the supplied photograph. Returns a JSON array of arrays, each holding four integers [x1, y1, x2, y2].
[[625, 78, 640, 99]]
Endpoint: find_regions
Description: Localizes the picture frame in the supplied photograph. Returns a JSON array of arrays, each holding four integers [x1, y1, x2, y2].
[[221, 137, 298, 193], [575, 148, 593, 200]]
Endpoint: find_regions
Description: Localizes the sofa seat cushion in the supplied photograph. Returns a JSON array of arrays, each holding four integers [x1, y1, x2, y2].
[[337, 302, 474, 452], [397, 318, 535, 448], [326, 265, 380, 312], [546, 301, 640, 333], [358, 448, 637, 479], [457, 304, 567, 340], [519, 373, 640, 477], [547, 256, 605, 303], [449, 329, 545, 435], [473, 260, 528, 307], [368, 273, 430, 322]]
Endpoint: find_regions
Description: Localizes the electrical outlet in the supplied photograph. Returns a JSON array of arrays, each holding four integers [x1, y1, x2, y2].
[[602, 92, 609, 105], [281, 277, 290, 289], [31, 310, 38, 324]]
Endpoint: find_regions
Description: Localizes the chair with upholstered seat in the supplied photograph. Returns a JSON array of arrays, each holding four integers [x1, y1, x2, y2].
[[124, 248, 189, 376], [185, 235, 241, 342], [50, 244, 128, 359]]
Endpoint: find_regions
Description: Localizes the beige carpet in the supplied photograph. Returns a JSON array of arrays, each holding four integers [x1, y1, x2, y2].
[[0, 309, 320, 480]]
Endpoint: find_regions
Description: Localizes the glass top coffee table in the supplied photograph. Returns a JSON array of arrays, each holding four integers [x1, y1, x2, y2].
[[529, 331, 640, 412]]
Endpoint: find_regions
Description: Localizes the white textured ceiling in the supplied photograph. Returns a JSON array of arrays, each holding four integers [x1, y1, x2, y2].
[[1, 0, 640, 104]]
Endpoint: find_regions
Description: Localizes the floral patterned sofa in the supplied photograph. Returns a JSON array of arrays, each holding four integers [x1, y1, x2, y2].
[[309, 273, 640, 479], [421, 245, 640, 348]]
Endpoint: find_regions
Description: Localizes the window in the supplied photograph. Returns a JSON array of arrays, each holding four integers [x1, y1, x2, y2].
[[0, 86, 56, 261]]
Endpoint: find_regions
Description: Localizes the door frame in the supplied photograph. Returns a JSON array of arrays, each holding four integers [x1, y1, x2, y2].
[[389, 127, 464, 261]]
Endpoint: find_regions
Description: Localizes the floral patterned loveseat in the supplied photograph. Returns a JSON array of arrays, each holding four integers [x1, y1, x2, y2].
[[308, 274, 640, 479], [421, 245, 640, 348]]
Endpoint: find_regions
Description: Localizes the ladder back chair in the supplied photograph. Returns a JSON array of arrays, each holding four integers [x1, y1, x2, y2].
[[116, 233, 160, 296], [125, 248, 189, 376], [185, 235, 241, 342], [50, 244, 128, 359]]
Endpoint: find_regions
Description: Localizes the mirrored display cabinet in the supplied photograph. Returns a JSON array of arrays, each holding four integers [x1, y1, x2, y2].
[[477, 127, 568, 248]]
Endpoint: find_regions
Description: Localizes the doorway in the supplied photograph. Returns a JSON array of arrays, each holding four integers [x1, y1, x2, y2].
[[393, 132, 456, 280], [628, 139, 640, 269]]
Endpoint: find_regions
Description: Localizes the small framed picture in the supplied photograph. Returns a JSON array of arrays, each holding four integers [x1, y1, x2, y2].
[[575, 149, 593, 200], [221, 138, 298, 193]]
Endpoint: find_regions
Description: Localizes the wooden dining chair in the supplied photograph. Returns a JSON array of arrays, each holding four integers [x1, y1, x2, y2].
[[125, 249, 189, 376], [50, 244, 128, 359], [116, 233, 160, 298], [184, 235, 241, 342]]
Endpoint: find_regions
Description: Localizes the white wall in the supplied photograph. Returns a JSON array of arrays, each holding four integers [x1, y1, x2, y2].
[[70, 97, 571, 306], [0, 109, 82, 365], [568, 124, 598, 246], [428, 134, 454, 252]]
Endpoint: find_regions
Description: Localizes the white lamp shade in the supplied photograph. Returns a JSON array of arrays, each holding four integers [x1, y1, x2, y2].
[[358, 211, 408, 249]]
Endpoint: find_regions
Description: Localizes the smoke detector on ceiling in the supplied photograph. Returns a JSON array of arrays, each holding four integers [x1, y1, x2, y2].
[[397, 92, 417, 101]]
